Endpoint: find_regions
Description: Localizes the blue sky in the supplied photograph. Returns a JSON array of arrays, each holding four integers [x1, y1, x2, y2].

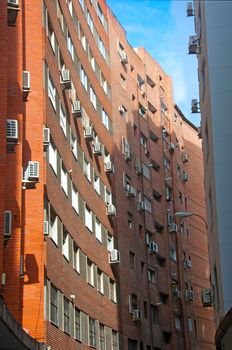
[[107, 0, 200, 126]]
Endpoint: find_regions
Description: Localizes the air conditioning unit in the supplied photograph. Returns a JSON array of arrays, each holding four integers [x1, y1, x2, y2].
[[191, 99, 200, 113], [106, 204, 116, 216], [84, 126, 93, 140], [8, 0, 19, 7], [136, 163, 143, 175], [188, 35, 200, 54], [104, 161, 114, 173], [182, 153, 189, 163], [168, 142, 175, 151], [118, 105, 125, 114], [169, 223, 178, 233], [109, 249, 120, 263], [188, 290, 194, 301], [186, 259, 192, 268], [198, 127, 202, 139], [202, 288, 213, 307], [6, 119, 18, 141], [126, 185, 136, 198], [182, 172, 189, 182], [141, 90, 146, 97], [186, 2, 194, 16], [137, 201, 145, 211], [93, 142, 102, 155], [72, 100, 81, 116], [124, 150, 132, 161], [174, 290, 182, 299], [24, 161, 39, 181], [149, 242, 158, 254], [61, 69, 71, 89], [4, 210, 12, 237], [22, 71, 30, 91], [43, 127, 50, 145], [133, 309, 142, 321], [120, 51, 128, 64], [166, 194, 172, 202], [44, 221, 49, 236]]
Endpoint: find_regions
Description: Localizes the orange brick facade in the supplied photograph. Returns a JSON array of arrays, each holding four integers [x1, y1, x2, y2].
[[0, 1, 214, 350]]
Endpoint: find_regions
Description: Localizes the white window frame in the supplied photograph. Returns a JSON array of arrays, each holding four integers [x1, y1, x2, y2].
[[74, 244, 80, 274], [48, 73, 56, 110], [98, 37, 106, 59], [71, 134, 78, 159], [102, 109, 109, 130], [50, 214, 58, 245], [83, 156, 91, 182], [49, 142, 57, 174], [94, 173, 100, 195], [72, 184, 79, 214], [90, 86, 97, 109], [87, 11, 94, 33], [87, 259, 94, 286], [85, 206, 93, 232], [97, 269, 104, 294], [61, 164, 68, 195], [60, 104, 66, 136], [63, 229, 69, 261], [80, 66, 88, 91], [95, 217, 102, 243], [67, 32, 74, 60], [107, 234, 114, 252], [144, 196, 152, 213]]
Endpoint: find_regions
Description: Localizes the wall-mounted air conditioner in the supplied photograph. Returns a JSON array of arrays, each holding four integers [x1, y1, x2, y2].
[[182, 153, 189, 163], [186, 2, 194, 16], [202, 288, 213, 307], [84, 126, 93, 140], [133, 309, 142, 321], [44, 221, 49, 236], [126, 185, 136, 198], [168, 142, 175, 151], [22, 71, 30, 91], [182, 172, 189, 182], [24, 161, 39, 181], [149, 242, 158, 254], [4, 210, 12, 237], [188, 35, 200, 54], [169, 223, 178, 233], [120, 51, 128, 64], [191, 99, 200, 113], [43, 127, 50, 145], [93, 142, 102, 155], [106, 204, 116, 216], [72, 100, 81, 116], [6, 119, 18, 141], [61, 69, 71, 89], [135, 163, 143, 175], [137, 201, 145, 211], [124, 150, 132, 161], [104, 161, 114, 173], [109, 249, 120, 263]]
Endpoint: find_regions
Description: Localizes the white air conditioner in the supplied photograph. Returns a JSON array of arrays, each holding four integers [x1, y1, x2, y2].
[[22, 71, 30, 91], [106, 204, 116, 216], [4, 210, 12, 237], [8, 0, 19, 7], [126, 185, 136, 198], [149, 242, 158, 254], [188, 290, 194, 301], [182, 172, 189, 182], [120, 51, 128, 64], [191, 99, 200, 113], [137, 201, 145, 211], [168, 142, 175, 151], [166, 194, 172, 202], [61, 69, 71, 89], [6, 119, 18, 140], [124, 150, 132, 161], [44, 221, 49, 236], [104, 161, 114, 173], [188, 35, 200, 54], [43, 127, 50, 145], [186, 259, 192, 268], [133, 309, 142, 321], [176, 290, 182, 299], [72, 100, 81, 116], [187, 2, 194, 16], [109, 249, 120, 263], [182, 153, 189, 163], [141, 90, 146, 97], [118, 105, 125, 114], [169, 223, 178, 233], [84, 126, 93, 140], [93, 142, 102, 155], [24, 161, 39, 181], [202, 288, 213, 307], [136, 163, 143, 175]]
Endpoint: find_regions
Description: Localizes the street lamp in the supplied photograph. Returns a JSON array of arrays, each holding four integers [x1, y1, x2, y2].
[[174, 211, 208, 229]]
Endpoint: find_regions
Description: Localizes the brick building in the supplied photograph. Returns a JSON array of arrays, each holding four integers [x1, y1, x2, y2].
[[0, 1, 214, 349]]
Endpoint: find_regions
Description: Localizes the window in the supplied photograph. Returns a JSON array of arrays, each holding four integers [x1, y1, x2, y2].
[[120, 74, 126, 88], [170, 247, 177, 261], [97, 3, 104, 24], [47, 16, 55, 52], [130, 294, 138, 312], [80, 30, 87, 51], [129, 252, 135, 269], [79, 0, 84, 10], [62, 229, 69, 261], [150, 130, 158, 142], [110, 279, 116, 302], [101, 75, 108, 94], [99, 324, 105, 350], [175, 315, 181, 330], [188, 317, 193, 332], [64, 297, 70, 333], [94, 173, 100, 195], [178, 191, 183, 205], [50, 284, 58, 325], [119, 105, 127, 118], [71, 184, 79, 214], [83, 156, 91, 181], [107, 234, 114, 252], [49, 141, 57, 174], [67, 0, 73, 16], [85, 206, 93, 232], [90, 50, 95, 71], [87, 259, 94, 286], [163, 155, 170, 169], [105, 189, 112, 205], [48, 73, 56, 110], [61, 164, 68, 195], [98, 37, 106, 59], [60, 104, 66, 136], [140, 133, 147, 148], [127, 212, 133, 229], [50, 210, 58, 245], [80, 66, 88, 91], [153, 190, 162, 202], [151, 305, 158, 323], [57, 1, 64, 31], [90, 86, 97, 109], [87, 11, 94, 33], [75, 308, 81, 340], [142, 164, 150, 180], [144, 196, 152, 213], [143, 301, 148, 318], [102, 109, 110, 130], [97, 268, 104, 294], [138, 104, 146, 118], [128, 339, 138, 350], [67, 32, 74, 60], [95, 217, 102, 242], [148, 269, 156, 283], [89, 317, 96, 347], [73, 244, 80, 273], [112, 331, 118, 350]]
